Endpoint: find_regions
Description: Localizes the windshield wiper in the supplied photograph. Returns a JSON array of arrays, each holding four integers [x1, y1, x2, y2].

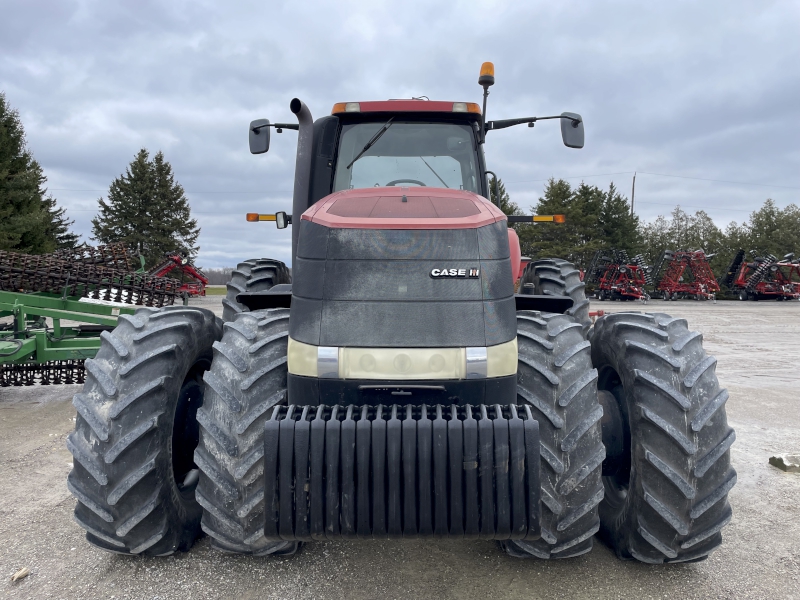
[[419, 156, 449, 188], [346, 117, 395, 169]]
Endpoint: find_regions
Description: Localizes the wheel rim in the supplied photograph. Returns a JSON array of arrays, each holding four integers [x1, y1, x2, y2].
[[597, 368, 631, 506], [172, 356, 211, 494]]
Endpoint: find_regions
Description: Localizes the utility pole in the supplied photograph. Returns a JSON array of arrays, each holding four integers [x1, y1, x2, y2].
[[630, 172, 636, 216]]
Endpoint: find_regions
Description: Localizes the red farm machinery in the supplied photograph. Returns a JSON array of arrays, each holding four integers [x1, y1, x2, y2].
[[720, 250, 800, 301], [584, 250, 652, 301], [147, 250, 209, 297], [651, 249, 720, 301], [63, 62, 735, 566]]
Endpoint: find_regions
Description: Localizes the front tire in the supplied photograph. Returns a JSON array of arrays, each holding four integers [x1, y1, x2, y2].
[[194, 309, 297, 555], [591, 312, 736, 563], [67, 307, 222, 555], [502, 311, 604, 559]]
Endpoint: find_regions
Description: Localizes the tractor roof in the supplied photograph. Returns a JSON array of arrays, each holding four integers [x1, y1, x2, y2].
[[331, 100, 481, 118]]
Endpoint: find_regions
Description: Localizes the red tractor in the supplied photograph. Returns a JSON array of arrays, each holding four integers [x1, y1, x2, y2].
[[653, 249, 720, 301], [66, 63, 734, 565], [722, 250, 800, 301]]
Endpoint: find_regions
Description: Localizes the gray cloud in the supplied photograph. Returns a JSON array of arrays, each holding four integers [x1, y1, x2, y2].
[[2, 0, 798, 267]]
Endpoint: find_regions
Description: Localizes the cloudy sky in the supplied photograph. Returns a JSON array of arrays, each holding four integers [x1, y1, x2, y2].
[[2, 0, 798, 267]]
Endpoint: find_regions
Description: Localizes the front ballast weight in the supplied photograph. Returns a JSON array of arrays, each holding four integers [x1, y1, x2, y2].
[[263, 403, 542, 541]]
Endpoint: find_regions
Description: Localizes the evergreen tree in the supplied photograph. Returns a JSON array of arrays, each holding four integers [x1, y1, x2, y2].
[[0, 92, 76, 253], [599, 182, 640, 254], [489, 176, 522, 216], [92, 149, 200, 267], [517, 178, 575, 261], [43, 195, 79, 249], [517, 179, 636, 268]]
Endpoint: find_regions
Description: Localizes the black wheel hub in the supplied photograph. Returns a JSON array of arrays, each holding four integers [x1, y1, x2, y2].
[[597, 372, 632, 502], [173, 376, 204, 491]]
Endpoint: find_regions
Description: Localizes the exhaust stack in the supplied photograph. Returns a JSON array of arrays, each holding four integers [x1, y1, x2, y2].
[[290, 98, 314, 266]]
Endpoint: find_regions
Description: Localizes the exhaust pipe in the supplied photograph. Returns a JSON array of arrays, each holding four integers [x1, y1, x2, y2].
[[290, 98, 314, 267]]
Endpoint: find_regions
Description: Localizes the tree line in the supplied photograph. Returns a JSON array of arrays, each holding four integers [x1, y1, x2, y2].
[[3, 89, 793, 279], [1, 92, 199, 268], [496, 176, 800, 278]]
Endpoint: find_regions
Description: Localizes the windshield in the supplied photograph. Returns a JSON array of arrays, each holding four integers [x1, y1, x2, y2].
[[333, 121, 479, 193]]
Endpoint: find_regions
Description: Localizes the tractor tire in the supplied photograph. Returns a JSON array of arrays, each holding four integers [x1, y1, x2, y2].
[[501, 311, 605, 559], [67, 306, 222, 555], [521, 259, 592, 335], [222, 259, 291, 322], [194, 308, 297, 556], [591, 312, 736, 563]]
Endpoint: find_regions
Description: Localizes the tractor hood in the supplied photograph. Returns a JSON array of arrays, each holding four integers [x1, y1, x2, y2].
[[301, 187, 507, 230], [289, 188, 516, 350]]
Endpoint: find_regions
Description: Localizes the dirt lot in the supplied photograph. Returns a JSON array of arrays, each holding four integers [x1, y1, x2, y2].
[[1, 297, 798, 599]]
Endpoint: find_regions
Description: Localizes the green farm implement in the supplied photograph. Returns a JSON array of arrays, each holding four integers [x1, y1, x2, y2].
[[0, 290, 139, 386], [0, 243, 196, 386]]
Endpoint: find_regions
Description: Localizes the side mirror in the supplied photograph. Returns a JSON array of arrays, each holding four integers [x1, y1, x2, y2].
[[249, 119, 271, 154], [275, 211, 289, 229], [560, 112, 584, 149]]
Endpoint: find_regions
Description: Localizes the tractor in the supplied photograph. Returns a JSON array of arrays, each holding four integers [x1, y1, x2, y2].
[[67, 63, 735, 564]]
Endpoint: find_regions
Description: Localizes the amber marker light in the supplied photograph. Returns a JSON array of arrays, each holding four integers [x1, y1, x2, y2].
[[332, 102, 360, 114], [554, 214, 566, 223], [478, 62, 495, 87]]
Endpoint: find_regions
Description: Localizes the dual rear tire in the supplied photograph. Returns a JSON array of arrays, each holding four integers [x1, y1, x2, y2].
[[222, 259, 291, 322], [68, 258, 734, 563], [506, 260, 735, 563]]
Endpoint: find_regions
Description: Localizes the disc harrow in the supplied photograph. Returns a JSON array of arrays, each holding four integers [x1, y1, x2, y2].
[[652, 249, 719, 300], [585, 249, 650, 301], [727, 250, 800, 300]]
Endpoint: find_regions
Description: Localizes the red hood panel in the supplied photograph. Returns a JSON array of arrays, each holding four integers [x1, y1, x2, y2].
[[303, 187, 506, 230]]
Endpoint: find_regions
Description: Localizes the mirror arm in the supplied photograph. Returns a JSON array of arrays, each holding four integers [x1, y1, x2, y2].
[[251, 122, 300, 133], [486, 114, 582, 132]]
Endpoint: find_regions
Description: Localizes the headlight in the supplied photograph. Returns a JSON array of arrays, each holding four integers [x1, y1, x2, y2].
[[287, 338, 518, 380]]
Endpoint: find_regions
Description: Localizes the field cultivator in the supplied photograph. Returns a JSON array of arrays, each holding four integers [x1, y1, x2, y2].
[[147, 251, 209, 297], [722, 250, 800, 301], [0, 249, 181, 306], [0, 289, 139, 386], [652, 249, 720, 301], [0, 245, 185, 386], [585, 249, 651, 301]]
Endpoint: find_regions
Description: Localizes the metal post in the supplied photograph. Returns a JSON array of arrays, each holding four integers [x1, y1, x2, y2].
[[631, 172, 636, 216]]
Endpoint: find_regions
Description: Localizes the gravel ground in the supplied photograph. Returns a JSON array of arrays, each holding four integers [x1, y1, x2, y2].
[[0, 297, 798, 599]]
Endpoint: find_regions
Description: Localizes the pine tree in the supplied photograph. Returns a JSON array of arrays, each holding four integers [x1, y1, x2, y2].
[[43, 195, 79, 249], [489, 176, 521, 216], [516, 179, 640, 268], [92, 149, 200, 267], [0, 92, 76, 253], [599, 182, 640, 254]]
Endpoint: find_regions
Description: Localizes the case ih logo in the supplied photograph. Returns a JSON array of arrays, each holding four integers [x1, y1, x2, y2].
[[430, 268, 480, 278]]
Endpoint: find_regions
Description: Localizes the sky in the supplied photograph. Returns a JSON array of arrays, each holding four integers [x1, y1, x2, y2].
[[1, 0, 798, 268]]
